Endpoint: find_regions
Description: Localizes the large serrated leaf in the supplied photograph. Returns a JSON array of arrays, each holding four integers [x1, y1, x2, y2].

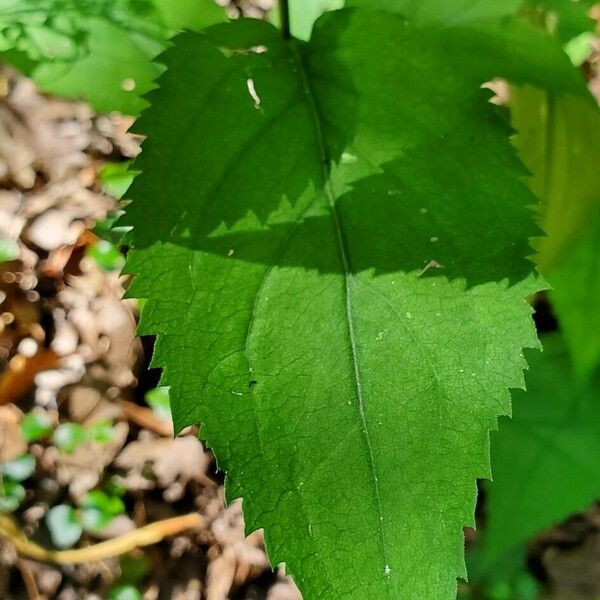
[[119, 9, 580, 599]]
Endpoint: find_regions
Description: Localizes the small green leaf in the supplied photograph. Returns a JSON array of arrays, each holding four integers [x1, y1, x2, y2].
[[104, 477, 127, 498], [46, 504, 83, 549], [0, 237, 19, 263], [80, 507, 113, 531], [99, 162, 138, 200], [79, 489, 124, 531], [108, 584, 142, 600], [564, 31, 596, 66], [87, 240, 126, 271], [119, 553, 151, 584], [81, 490, 125, 516], [20, 412, 53, 443], [144, 387, 171, 421], [0, 453, 36, 482], [86, 420, 116, 443], [52, 423, 87, 453], [0, 479, 26, 512], [271, 0, 344, 41]]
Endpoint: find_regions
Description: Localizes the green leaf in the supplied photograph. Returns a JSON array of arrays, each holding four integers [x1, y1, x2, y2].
[[271, 0, 345, 41], [99, 162, 138, 200], [153, 0, 226, 31], [118, 553, 151, 584], [344, 0, 525, 25], [483, 335, 600, 568], [79, 490, 124, 531], [0, 479, 26, 512], [0, 453, 36, 481], [87, 240, 126, 271], [122, 11, 553, 598], [80, 490, 125, 516], [509, 86, 600, 379], [144, 386, 171, 421], [0, 0, 226, 114], [345, 0, 596, 41], [46, 504, 82, 548], [0, 237, 19, 263], [86, 420, 116, 443], [52, 422, 87, 453], [564, 31, 596, 66], [20, 411, 53, 442], [108, 585, 142, 600], [526, 0, 596, 42], [550, 211, 600, 381]]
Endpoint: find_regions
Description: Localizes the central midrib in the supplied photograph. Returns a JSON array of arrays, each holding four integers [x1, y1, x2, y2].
[[287, 39, 392, 589]]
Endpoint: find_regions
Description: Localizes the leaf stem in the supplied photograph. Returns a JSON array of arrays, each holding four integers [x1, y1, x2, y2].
[[279, 0, 291, 39]]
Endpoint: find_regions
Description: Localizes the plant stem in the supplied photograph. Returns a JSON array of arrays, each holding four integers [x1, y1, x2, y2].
[[279, 0, 291, 39]]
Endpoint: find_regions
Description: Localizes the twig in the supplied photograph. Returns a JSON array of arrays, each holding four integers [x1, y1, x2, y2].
[[16, 558, 40, 600], [120, 399, 173, 437], [0, 512, 204, 565]]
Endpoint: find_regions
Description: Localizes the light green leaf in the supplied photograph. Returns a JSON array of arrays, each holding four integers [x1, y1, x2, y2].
[[20, 411, 52, 442], [0, 479, 26, 512], [145, 386, 171, 421], [510, 86, 600, 378], [46, 504, 82, 548], [121, 11, 552, 598], [53, 422, 87, 453], [108, 585, 142, 600], [0, 237, 19, 263], [271, 0, 345, 41], [86, 420, 116, 443], [81, 490, 125, 516], [87, 240, 125, 271], [483, 335, 600, 567], [0, 453, 36, 481], [99, 162, 138, 200], [0, 0, 226, 114], [153, 0, 226, 31]]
